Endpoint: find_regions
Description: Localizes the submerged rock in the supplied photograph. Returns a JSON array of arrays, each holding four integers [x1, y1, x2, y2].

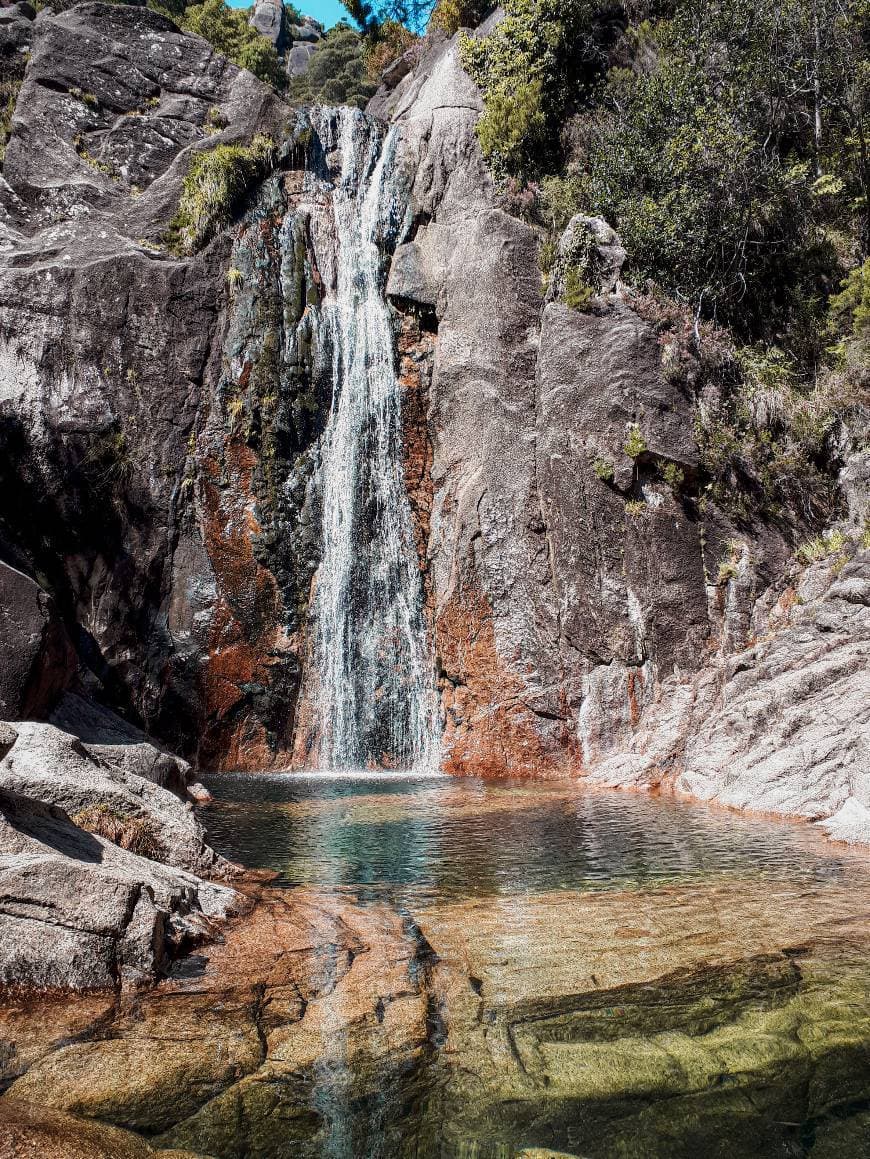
[[2, 875, 870, 1156]]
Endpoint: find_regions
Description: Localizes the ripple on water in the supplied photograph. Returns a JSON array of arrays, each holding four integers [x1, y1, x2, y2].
[[198, 773, 870, 904]]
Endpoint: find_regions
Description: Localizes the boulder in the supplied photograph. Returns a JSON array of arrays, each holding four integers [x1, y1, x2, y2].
[[0, 786, 239, 990], [249, 0, 283, 46], [0, 562, 76, 719], [0, 721, 224, 874], [50, 691, 192, 798], [546, 213, 626, 302], [286, 41, 316, 77]]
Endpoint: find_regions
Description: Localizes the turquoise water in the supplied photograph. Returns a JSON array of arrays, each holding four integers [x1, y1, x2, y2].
[[199, 772, 862, 900]]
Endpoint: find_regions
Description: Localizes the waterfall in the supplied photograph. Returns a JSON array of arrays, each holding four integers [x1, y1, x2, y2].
[[306, 107, 440, 773]]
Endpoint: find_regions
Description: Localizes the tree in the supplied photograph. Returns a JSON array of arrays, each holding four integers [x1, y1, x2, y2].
[[341, 0, 439, 34]]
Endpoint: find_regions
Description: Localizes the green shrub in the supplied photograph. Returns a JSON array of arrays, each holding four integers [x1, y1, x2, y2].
[[625, 499, 646, 517], [661, 461, 684, 490], [624, 424, 647, 459], [562, 267, 595, 311], [592, 456, 614, 482], [797, 528, 847, 564], [475, 80, 546, 176], [288, 25, 377, 109], [182, 0, 283, 86], [827, 260, 870, 386], [460, 0, 602, 179], [170, 134, 275, 254]]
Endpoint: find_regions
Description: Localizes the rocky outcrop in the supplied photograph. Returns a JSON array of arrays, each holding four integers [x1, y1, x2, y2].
[[585, 543, 870, 841], [0, 3, 300, 766], [0, 720, 239, 990], [249, 0, 323, 79], [371, 28, 867, 828]]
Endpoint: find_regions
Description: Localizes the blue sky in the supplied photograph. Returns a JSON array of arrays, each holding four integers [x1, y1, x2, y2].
[[228, 0, 353, 28]]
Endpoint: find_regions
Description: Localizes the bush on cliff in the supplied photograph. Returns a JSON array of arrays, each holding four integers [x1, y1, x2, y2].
[[169, 134, 275, 253], [429, 0, 490, 34], [460, 0, 612, 178], [288, 24, 378, 107], [363, 19, 418, 79], [465, 0, 869, 526], [181, 0, 284, 86]]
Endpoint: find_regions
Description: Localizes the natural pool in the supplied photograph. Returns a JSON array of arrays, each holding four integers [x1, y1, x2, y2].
[[3, 774, 870, 1159]]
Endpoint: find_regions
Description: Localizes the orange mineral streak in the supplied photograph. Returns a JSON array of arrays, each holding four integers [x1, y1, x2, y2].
[[437, 578, 579, 780], [198, 444, 297, 771]]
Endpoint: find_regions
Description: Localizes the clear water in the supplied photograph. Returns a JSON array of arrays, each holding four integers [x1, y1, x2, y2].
[[193, 775, 870, 1158], [303, 108, 439, 773], [200, 772, 868, 903]]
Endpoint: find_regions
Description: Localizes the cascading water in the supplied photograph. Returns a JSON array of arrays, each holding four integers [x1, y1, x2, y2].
[[306, 107, 440, 773]]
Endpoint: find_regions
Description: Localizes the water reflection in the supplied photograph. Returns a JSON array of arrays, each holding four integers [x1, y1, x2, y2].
[[199, 773, 863, 903]]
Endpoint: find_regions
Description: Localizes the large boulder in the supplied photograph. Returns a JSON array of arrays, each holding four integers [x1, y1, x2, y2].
[[0, 718, 240, 990], [0, 785, 239, 990], [50, 691, 193, 798], [0, 721, 223, 874], [0, 562, 76, 719]]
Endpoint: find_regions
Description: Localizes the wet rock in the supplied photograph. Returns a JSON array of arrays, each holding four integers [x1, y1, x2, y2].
[[3, 876, 870, 1156], [0, 1099, 157, 1159]]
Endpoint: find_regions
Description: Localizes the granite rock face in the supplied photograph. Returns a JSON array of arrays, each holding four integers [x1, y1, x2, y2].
[[0, 3, 297, 766], [0, 4, 864, 845], [0, 721, 239, 990], [368, 24, 866, 832], [0, 562, 76, 719], [375, 35, 723, 777]]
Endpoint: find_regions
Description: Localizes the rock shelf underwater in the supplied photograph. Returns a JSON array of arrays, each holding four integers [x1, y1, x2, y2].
[[3, 776, 870, 1158]]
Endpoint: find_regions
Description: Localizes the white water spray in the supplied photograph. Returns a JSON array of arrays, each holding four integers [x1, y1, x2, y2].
[[306, 108, 440, 773]]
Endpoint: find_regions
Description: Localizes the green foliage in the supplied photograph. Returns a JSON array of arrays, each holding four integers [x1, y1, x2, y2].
[[625, 499, 647, 516], [288, 25, 378, 108], [592, 456, 615, 482], [562, 267, 595, 311], [797, 528, 847, 563], [182, 0, 283, 86], [170, 134, 275, 254], [475, 80, 546, 177], [827, 259, 870, 388], [460, 0, 604, 178], [429, 0, 489, 35], [471, 0, 868, 353], [624, 424, 647, 459], [661, 461, 684, 490]]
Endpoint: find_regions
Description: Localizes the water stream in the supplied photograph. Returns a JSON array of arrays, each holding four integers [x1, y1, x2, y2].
[[308, 109, 439, 773]]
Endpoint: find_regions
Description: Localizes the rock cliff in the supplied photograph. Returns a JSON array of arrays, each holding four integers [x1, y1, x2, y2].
[[0, 2, 867, 850]]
